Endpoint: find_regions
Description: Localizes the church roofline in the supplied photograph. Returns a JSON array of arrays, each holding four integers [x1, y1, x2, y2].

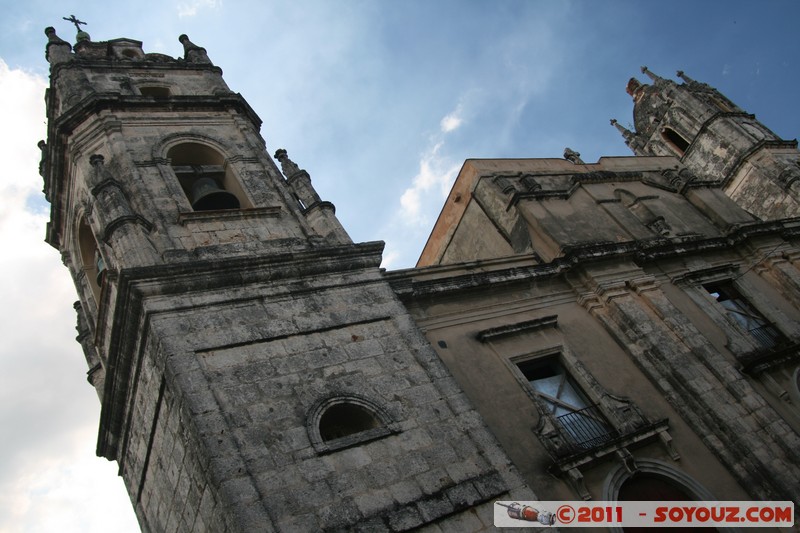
[[416, 155, 683, 267], [393, 218, 800, 299]]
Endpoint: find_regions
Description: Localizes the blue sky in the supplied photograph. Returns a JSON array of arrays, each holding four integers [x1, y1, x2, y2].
[[1, 1, 798, 531]]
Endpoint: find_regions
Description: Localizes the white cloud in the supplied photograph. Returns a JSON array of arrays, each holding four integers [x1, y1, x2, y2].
[[398, 141, 461, 225], [0, 58, 140, 533], [440, 105, 463, 133], [397, 99, 469, 226], [380, 248, 401, 270], [177, 0, 221, 18]]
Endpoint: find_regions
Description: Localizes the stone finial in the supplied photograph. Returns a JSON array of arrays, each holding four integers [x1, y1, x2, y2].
[[38, 140, 47, 177], [90, 154, 105, 167], [44, 27, 72, 64], [676, 70, 696, 84], [640, 65, 663, 82], [87, 154, 107, 189], [610, 119, 635, 142], [274, 149, 302, 177], [563, 147, 584, 165], [179, 34, 212, 64], [45, 26, 68, 45]]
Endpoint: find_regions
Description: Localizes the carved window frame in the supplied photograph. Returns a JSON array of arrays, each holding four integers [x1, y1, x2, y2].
[[481, 316, 678, 499], [75, 212, 105, 307], [306, 394, 398, 454], [510, 348, 618, 453], [601, 459, 740, 533], [661, 127, 690, 157], [676, 267, 788, 356], [159, 137, 254, 213]]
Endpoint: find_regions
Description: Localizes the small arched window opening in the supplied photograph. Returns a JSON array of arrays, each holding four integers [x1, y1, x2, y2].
[[78, 218, 104, 302], [167, 142, 249, 211], [139, 86, 171, 98], [319, 403, 381, 441], [308, 396, 397, 453], [661, 127, 690, 157]]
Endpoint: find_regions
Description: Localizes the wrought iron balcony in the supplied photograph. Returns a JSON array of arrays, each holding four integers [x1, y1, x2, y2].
[[748, 323, 784, 350], [556, 404, 619, 450]]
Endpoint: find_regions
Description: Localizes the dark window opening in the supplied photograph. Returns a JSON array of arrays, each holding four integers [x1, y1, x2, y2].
[[140, 86, 171, 98], [618, 475, 717, 532], [517, 358, 617, 449], [78, 218, 104, 301], [661, 127, 690, 156], [704, 282, 784, 350], [319, 403, 381, 442]]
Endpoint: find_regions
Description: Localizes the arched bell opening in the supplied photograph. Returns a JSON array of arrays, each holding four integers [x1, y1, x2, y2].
[[167, 142, 249, 211], [78, 217, 104, 302]]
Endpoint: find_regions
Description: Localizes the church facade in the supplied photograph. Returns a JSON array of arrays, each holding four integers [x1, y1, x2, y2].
[[40, 27, 799, 532]]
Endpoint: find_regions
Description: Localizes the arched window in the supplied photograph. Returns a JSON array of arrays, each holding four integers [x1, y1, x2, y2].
[[167, 142, 248, 211], [78, 217, 104, 302], [661, 127, 690, 157], [603, 459, 724, 533], [619, 475, 719, 532], [618, 473, 693, 501], [307, 395, 396, 453], [319, 403, 382, 441]]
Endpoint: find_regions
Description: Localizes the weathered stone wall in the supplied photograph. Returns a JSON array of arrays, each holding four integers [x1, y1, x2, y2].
[[106, 254, 534, 532]]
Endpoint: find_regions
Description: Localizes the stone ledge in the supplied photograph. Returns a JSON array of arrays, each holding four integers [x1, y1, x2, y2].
[[477, 315, 558, 343], [321, 471, 508, 533], [178, 206, 281, 225]]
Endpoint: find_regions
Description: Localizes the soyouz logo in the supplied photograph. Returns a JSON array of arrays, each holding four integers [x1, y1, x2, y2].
[[494, 501, 794, 528]]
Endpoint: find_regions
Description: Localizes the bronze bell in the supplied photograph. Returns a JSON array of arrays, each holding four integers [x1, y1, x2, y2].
[[95, 251, 106, 286], [190, 177, 240, 211]]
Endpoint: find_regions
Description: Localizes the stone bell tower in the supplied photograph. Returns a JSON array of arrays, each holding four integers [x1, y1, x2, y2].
[[611, 66, 800, 220], [40, 24, 533, 533]]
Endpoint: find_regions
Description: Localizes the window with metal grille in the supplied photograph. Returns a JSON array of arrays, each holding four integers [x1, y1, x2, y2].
[[517, 358, 617, 450], [704, 281, 784, 350]]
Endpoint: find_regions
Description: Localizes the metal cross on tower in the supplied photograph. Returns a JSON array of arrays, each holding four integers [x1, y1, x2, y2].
[[62, 15, 87, 32]]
